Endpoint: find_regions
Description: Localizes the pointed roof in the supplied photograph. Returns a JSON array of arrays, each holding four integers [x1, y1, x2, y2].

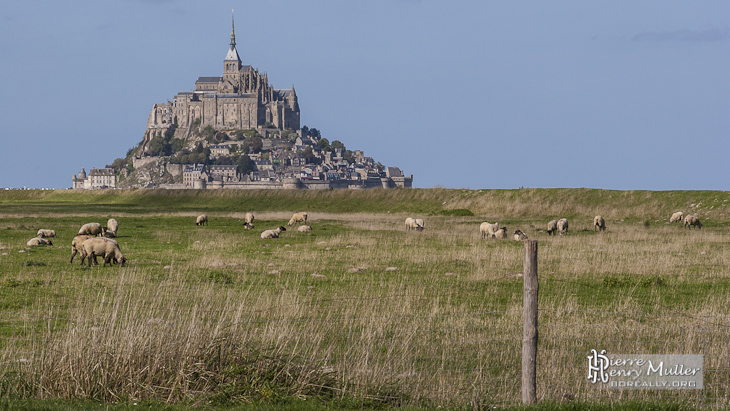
[[225, 10, 242, 63]]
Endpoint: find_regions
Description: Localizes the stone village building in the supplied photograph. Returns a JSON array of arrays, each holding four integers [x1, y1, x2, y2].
[[72, 168, 117, 190]]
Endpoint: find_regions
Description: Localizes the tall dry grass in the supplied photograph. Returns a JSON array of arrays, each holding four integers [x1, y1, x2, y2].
[[0, 213, 728, 408]]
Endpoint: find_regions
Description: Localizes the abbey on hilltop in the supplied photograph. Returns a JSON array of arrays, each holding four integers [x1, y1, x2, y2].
[[139, 14, 300, 155], [73, 13, 412, 190]]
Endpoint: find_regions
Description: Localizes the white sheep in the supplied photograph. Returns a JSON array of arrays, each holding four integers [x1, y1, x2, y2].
[[288, 212, 308, 226], [557, 218, 569, 235], [36, 229, 56, 238], [244, 212, 255, 229], [70, 234, 95, 264], [196, 214, 208, 226], [261, 226, 287, 239], [297, 225, 313, 233], [480, 222, 499, 239], [494, 226, 508, 239], [547, 220, 558, 236], [415, 218, 425, 231], [104, 218, 119, 238], [513, 230, 529, 241], [81, 237, 126, 267], [684, 215, 702, 230], [27, 237, 52, 246], [593, 215, 606, 231], [405, 218, 419, 231], [78, 222, 103, 236], [78, 236, 119, 266], [670, 211, 684, 223]]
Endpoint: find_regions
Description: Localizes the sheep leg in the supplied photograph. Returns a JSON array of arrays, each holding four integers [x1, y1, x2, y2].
[[70, 249, 77, 264], [88, 252, 95, 267]]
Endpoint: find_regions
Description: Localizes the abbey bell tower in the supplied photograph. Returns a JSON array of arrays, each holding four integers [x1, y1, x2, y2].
[[222, 11, 242, 93]]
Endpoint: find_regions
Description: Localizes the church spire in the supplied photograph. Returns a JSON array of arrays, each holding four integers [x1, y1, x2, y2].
[[230, 9, 236, 47], [224, 9, 242, 65]]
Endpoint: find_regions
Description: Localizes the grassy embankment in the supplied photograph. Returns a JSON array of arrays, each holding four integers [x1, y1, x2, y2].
[[0, 188, 727, 410]]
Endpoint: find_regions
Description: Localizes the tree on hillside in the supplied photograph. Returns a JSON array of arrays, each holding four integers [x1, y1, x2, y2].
[[237, 154, 255, 175], [331, 140, 346, 151], [317, 138, 330, 151], [241, 135, 263, 154]]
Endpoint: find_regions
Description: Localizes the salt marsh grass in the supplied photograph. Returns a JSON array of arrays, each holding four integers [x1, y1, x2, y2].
[[0, 189, 727, 408]]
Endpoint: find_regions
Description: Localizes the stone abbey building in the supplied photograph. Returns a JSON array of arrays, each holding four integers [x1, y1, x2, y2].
[[72, 14, 413, 190], [139, 15, 300, 154]]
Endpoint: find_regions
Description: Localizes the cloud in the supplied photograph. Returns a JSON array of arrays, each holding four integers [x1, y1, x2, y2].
[[632, 28, 730, 42]]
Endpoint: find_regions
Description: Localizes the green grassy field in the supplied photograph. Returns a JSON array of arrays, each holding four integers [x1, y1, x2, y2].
[[0, 188, 728, 410]]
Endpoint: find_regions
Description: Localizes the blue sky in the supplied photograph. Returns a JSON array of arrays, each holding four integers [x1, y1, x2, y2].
[[1, 1, 728, 190]]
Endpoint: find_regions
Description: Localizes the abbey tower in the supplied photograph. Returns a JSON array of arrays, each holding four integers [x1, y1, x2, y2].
[[140, 13, 300, 154]]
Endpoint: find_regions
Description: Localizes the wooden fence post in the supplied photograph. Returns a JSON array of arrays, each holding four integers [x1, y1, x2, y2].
[[522, 239, 538, 405]]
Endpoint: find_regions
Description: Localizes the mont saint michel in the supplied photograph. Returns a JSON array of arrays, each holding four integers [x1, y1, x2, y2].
[[72, 16, 412, 190]]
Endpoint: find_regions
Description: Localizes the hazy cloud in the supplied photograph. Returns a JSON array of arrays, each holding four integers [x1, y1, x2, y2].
[[632, 28, 730, 42]]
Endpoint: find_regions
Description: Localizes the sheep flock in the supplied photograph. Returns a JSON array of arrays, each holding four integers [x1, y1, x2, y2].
[[17, 206, 711, 271]]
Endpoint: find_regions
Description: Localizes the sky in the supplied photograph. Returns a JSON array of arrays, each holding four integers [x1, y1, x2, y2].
[[1, 0, 728, 190]]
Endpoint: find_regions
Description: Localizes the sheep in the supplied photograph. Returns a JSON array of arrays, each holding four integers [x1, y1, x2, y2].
[[288, 212, 308, 226], [196, 214, 208, 226], [103, 218, 119, 238], [405, 218, 419, 231], [70, 234, 95, 264], [261, 226, 286, 239], [297, 225, 313, 233], [36, 229, 56, 238], [547, 220, 558, 236], [593, 215, 606, 231], [244, 212, 255, 229], [81, 237, 126, 267], [27, 237, 52, 246], [513, 230, 529, 241], [684, 215, 702, 230], [670, 211, 684, 223], [78, 222, 103, 236], [557, 218, 569, 235], [494, 226, 508, 239], [78, 236, 119, 266], [415, 218, 425, 231], [480, 222, 499, 239]]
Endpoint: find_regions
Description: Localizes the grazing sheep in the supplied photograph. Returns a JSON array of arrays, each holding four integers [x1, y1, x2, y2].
[[298, 225, 313, 233], [78, 222, 103, 236], [81, 237, 126, 267], [103, 218, 119, 238], [557, 218, 569, 235], [70, 234, 95, 264], [244, 212, 255, 229], [79, 236, 119, 266], [593, 215, 606, 232], [405, 218, 419, 231], [684, 215, 702, 230], [415, 218, 425, 231], [288, 212, 308, 226], [513, 230, 529, 241], [494, 226, 508, 239], [261, 226, 287, 239], [547, 220, 558, 236], [27, 237, 52, 246], [196, 214, 208, 226], [670, 212, 684, 223], [480, 222, 499, 239], [36, 229, 56, 238]]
